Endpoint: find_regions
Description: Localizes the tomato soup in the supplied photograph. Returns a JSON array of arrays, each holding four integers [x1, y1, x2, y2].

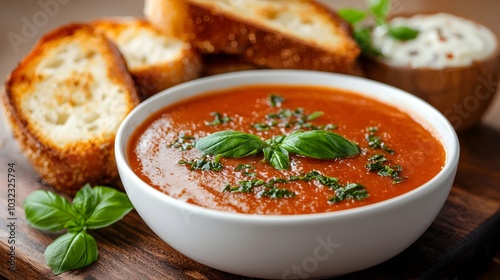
[[127, 85, 445, 215]]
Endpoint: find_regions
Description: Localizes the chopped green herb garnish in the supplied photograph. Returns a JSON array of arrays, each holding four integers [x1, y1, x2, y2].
[[205, 112, 231, 126], [269, 94, 285, 107], [234, 163, 254, 171], [252, 107, 336, 132], [223, 178, 295, 198], [268, 177, 290, 184], [365, 153, 388, 170], [222, 170, 368, 202], [366, 153, 406, 184], [223, 179, 265, 193], [234, 163, 257, 177], [178, 155, 223, 171], [169, 133, 196, 150], [252, 122, 275, 131], [290, 170, 341, 189], [306, 111, 324, 121], [266, 108, 295, 119], [365, 126, 394, 154], [329, 183, 369, 203], [258, 186, 296, 199]]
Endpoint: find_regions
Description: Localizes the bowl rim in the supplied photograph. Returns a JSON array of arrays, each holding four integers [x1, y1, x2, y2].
[[115, 69, 460, 223]]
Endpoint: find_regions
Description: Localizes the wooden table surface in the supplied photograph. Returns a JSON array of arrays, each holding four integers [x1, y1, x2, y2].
[[1, 1, 500, 279]]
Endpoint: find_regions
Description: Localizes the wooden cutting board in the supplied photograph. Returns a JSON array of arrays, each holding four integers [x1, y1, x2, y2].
[[1, 124, 499, 279]]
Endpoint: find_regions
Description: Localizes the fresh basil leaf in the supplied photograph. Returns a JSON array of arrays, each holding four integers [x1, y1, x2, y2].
[[354, 27, 382, 57], [369, 0, 390, 24], [263, 145, 290, 170], [281, 130, 360, 159], [338, 9, 367, 25], [64, 218, 86, 233], [23, 190, 78, 232], [388, 25, 419, 41], [84, 186, 134, 229], [45, 231, 98, 275], [195, 130, 266, 158], [72, 183, 97, 219]]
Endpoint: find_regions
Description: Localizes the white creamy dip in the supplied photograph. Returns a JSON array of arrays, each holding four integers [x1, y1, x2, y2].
[[371, 13, 497, 69]]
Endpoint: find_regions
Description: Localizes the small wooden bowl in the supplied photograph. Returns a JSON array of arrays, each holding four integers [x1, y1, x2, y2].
[[363, 17, 500, 132]]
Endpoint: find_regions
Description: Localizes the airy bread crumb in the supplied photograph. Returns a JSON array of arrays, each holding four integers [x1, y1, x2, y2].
[[93, 18, 202, 99], [2, 23, 140, 195]]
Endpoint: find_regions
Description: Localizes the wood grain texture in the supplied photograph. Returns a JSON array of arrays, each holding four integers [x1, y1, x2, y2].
[[0, 124, 499, 279]]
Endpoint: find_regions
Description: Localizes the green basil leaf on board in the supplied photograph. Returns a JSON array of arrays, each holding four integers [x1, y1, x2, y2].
[[84, 186, 135, 229], [23, 190, 78, 232], [195, 130, 266, 158], [45, 231, 98, 275], [281, 130, 360, 159], [23, 184, 134, 274], [71, 183, 98, 219]]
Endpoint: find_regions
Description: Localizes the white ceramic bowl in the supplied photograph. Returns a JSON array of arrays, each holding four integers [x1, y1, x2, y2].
[[115, 70, 459, 279]]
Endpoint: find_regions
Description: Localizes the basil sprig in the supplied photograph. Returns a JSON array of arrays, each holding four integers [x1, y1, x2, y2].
[[339, 0, 420, 56], [195, 131, 267, 158], [45, 231, 98, 275], [23, 184, 134, 275], [195, 130, 360, 170], [263, 135, 290, 170], [281, 130, 360, 159]]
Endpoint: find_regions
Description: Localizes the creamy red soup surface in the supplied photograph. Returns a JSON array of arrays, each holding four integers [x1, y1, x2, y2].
[[127, 85, 446, 215]]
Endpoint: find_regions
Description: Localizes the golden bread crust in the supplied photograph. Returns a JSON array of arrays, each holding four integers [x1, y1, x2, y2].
[[184, 0, 360, 73], [201, 54, 261, 76], [2, 23, 140, 195], [144, 0, 189, 38], [93, 18, 202, 99]]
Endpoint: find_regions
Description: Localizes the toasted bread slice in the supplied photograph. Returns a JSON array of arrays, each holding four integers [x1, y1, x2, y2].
[[201, 54, 261, 76], [93, 18, 202, 99], [183, 0, 360, 73], [1, 23, 140, 195], [144, 0, 188, 38]]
